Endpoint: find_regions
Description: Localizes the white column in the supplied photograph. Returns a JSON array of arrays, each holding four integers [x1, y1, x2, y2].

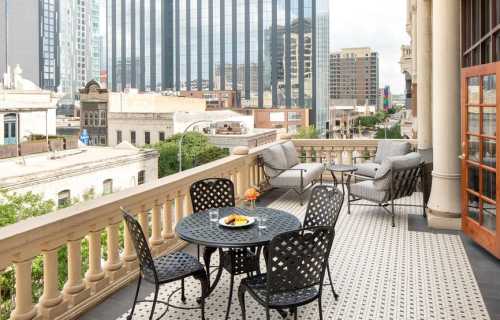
[[427, 0, 461, 229], [416, 0, 432, 150]]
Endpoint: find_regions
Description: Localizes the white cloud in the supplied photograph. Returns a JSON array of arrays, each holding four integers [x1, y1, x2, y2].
[[329, 0, 410, 94]]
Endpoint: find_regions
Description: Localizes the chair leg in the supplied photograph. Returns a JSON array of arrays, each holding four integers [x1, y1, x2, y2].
[[238, 285, 247, 320], [318, 295, 323, 320], [225, 274, 235, 320], [294, 307, 298, 320], [181, 278, 186, 303], [347, 193, 351, 215], [127, 276, 142, 320], [391, 199, 395, 227], [149, 285, 159, 320], [196, 273, 208, 320], [326, 264, 339, 301], [266, 306, 271, 320]]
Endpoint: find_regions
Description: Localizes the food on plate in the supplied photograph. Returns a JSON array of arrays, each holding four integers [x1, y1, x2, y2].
[[224, 214, 249, 226]]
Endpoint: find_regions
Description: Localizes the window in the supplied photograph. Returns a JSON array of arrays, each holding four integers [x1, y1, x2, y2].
[[58, 190, 71, 208], [99, 136, 106, 145], [159, 131, 165, 142], [117, 130, 122, 144], [93, 111, 99, 126], [84, 112, 89, 126], [88, 112, 94, 127], [144, 131, 151, 145], [103, 179, 113, 195], [99, 110, 106, 126], [130, 131, 136, 144], [138, 170, 145, 185]]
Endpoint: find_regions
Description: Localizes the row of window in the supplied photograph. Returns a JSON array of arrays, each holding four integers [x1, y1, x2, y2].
[[57, 172, 146, 208], [116, 130, 166, 145], [83, 111, 107, 127]]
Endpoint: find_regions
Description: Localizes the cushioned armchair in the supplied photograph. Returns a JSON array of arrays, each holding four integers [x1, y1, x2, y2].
[[258, 141, 324, 205], [347, 152, 426, 227], [354, 140, 412, 179]]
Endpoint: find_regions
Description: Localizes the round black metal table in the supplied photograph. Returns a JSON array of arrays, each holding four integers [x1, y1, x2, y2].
[[325, 163, 357, 194], [176, 206, 301, 249], [175, 206, 301, 319]]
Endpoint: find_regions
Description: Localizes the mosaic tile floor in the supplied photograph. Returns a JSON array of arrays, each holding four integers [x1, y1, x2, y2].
[[117, 191, 490, 320]]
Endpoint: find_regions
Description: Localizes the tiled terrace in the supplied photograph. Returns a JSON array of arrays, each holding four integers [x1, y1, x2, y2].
[[82, 187, 500, 320]]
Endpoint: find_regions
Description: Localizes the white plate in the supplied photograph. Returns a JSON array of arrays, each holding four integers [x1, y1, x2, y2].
[[218, 216, 255, 228]]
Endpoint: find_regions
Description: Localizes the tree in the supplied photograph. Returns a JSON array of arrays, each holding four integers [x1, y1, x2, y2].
[[295, 126, 320, 139], [374, 124, 403, 139], [152, 132, 229, 178]]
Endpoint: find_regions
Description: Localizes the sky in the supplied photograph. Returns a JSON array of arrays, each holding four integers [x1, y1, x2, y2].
[[329, 0, 410, 94]]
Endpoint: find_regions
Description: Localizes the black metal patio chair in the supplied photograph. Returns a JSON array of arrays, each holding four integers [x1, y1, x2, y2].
[[190, 178, 260, 320], [238, 227, 335, 320], [122, 209, 208, 320], [303, 185, 343, 301]]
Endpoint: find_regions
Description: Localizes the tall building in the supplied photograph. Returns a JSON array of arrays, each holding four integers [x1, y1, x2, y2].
[[0, 0, 101, 98], [106, 0, 330, 131], [330, 47, 379, 107], [0, 0, 59, 90]]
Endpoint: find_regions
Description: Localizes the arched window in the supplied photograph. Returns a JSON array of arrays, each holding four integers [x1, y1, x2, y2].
[[103, 179, 113, 195], [58, 190, 71, 208]]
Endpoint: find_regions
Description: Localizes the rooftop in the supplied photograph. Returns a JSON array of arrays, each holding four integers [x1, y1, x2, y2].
[[0, 144, 158, 189]]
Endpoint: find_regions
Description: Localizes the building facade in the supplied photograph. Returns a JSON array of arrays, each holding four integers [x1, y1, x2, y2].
[[106, 0, 330, 132], [0, 0, 59, 90], [0, 0, 101, 98], [330, 47, 379, 107]]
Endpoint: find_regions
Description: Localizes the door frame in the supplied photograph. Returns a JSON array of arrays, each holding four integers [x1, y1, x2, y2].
[[461, 62, 500, 259]]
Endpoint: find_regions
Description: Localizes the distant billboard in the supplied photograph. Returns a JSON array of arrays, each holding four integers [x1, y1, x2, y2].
[[383, 86, 390, 110]]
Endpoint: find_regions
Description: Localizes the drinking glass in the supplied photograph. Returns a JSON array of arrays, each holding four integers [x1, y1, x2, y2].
[[257, 215, 267, 229], [209, 209, 219, 223]]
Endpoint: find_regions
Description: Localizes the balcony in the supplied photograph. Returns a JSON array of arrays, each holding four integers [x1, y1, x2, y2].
[[0, 139, 498, 320]]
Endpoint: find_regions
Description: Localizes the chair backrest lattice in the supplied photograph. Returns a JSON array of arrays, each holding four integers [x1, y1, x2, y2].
[[303, 185, 343, 230], [390, 163, 423, 200], [190, 178, 236, 213], [121, 209, 158, 283], [266, 227, 335, 296]]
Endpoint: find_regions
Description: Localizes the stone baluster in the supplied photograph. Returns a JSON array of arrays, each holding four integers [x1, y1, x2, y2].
[[238, 162, 250, 200], [254, 165, 260, 186], [138, 206, 149, 240], [10, 258, 37, 320], [39, 247, 68, 318], [175, 191, 185, 227], [326, 147, 333, 164], [105, 220, 125, 281], [64, 238, 91, 306], [150, 200, 164, 253], [344, 148, 354, 165], [249, 164, 255, 187], [123, 220, 138, 271], [334, 148, 343, 165], [184, 190, 192, 216], [162, 196, 175, 240], [85, 229, 109, 293]]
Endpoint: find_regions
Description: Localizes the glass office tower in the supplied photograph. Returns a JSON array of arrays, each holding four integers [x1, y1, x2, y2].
[[107, 0, 329, 130]]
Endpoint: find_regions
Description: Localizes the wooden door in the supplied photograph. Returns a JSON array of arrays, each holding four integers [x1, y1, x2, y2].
[[461, 62, 500, 258]]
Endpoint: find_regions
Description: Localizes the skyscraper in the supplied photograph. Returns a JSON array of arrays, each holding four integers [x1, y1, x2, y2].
[[330, 47, 379, 107], [107, 0, 330, 130], [0, 0, 59, 90], [0, 0, 101, 98]]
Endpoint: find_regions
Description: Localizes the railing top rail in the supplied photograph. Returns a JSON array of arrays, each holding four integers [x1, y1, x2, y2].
[[290, 138, 417, 147]]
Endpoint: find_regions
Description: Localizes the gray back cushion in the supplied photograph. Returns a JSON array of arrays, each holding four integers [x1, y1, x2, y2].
[[262, 144, 288, 178], [281, 141, 300, 168], [373, 152, 422, 190], [374, 140, 411, 164]]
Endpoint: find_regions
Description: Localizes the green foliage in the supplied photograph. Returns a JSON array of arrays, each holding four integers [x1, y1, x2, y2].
[[356, 116, 380, 128], [152, 132, 229, 178], [294, 126, 320, 139], [375, 124, 403, 139], [0, 191, 55, 227], [386, 107, 397, 114]]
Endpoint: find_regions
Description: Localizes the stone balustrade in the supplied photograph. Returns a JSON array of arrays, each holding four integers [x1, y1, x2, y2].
[[0, 138, 415, 319], [0, 142, 265, 320]]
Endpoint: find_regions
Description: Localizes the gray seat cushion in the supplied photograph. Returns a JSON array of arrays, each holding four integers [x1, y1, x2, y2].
[[373, 140, 411, 164], [281, 141, 300, 168], [373, 152, 422, 191], [355, 161, 380, 178], [262, 144, 288, 178], [349, 180, 388, 203], [271, 163, 324, 188]]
